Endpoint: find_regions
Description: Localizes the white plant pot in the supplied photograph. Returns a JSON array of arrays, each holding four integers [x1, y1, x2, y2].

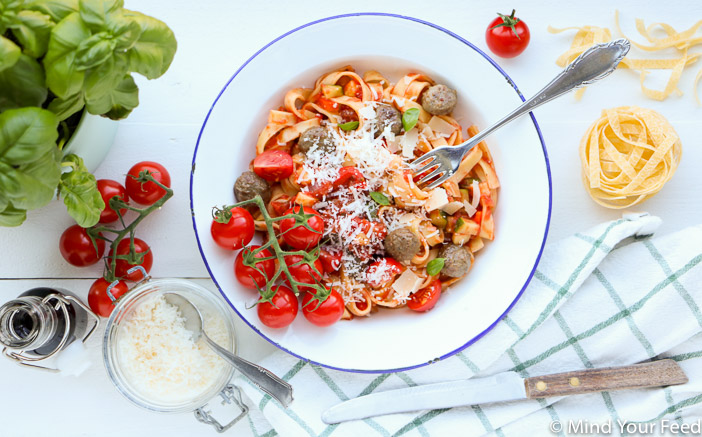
[[62, 111, 119, 172]]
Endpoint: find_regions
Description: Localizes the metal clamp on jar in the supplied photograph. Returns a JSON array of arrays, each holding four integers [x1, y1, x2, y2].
[[0, 287, 100, 373]]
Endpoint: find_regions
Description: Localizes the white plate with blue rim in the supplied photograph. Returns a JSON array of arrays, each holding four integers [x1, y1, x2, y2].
[[190, 13, 551, 373]]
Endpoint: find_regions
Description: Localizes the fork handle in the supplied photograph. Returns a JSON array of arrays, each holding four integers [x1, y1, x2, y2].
[[465, 39, 630, 149]]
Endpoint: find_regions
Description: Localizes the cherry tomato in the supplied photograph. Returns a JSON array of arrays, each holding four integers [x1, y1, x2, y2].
[[270, 194, 292, 217], [365, 258, 403, 288], [234, 245, 276, 289], [279, 206, 324, 250], [343, 80, 363, 99], [284, 255, 323, 291], [407, 280, 442, 312], [333, 166, 366, 190], [302, 288, 345, 327], [211, 207, 254, 250], [319, 249, 341, 273], [257, 285, 298, 329], [59, 225, 105, 267], [485, 9, 530, 58], [315, 96, 339, 112], [97, 179, 128, 224], [253, 150, 294, 182], [125, 161, 171, 205], [113, 238, 153, 281], [88, 278, 129, 317]]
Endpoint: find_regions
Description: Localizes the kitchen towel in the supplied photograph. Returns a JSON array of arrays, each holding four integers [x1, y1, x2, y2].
[[232, 214, 702, 436]]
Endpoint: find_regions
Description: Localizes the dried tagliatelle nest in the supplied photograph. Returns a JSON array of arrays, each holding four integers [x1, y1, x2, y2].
[[549, 12, 702, 102], [580, 106, 682, 209]]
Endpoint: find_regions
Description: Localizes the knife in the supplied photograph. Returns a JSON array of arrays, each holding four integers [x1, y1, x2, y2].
[[322, 359, 687, 424]]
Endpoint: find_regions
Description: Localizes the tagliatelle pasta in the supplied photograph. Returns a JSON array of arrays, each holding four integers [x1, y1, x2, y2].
[[247, 66, 499, 318], [580, 106, 682, 209]]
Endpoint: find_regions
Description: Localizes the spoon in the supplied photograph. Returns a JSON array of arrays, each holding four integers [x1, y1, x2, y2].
[[164, 293, 294, 407]]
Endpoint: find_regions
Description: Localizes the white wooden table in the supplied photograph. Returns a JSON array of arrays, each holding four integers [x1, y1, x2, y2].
[[1, 1, 701, 435]]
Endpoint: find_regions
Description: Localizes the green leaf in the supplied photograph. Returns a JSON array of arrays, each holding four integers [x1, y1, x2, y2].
[[0, 204, 27, 227], [0, 36, 21, 72], [0, 107, 58, 165], [82, 50, 127, 102], [93, 73, 138, 120], [426, 258, 445, 276], [0, 54, 48, 111], [123, 9, 176, 79], [109, 14, 140, 50], [28, 0, 79, 22], [58, 153, 103, 227], [47, 92, 84, 121], [74, 31, 115, 69], [0, 148, 61, 210], [10, 9, 54, 58], [402, 107, 420, 132], [339, 120, 359, 131], [78, 0, 122, 31], [370, 191, 390, 206], [44, 11, 90, 98]]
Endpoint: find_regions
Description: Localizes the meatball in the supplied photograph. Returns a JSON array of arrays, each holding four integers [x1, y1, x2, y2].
[[421, 84, 457, 115], [438, 244, 472, 278], [298, 126, 335, 154], [385, 227, 421, 263], [234, 171, 271, 205], [375, 104, 402, 137]]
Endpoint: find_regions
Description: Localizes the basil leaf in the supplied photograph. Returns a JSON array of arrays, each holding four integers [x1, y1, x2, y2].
[[0, 204, 28, 227], [74, 32, 116, 70], [48, 92, 84, 121], [29, 0, 79, 22], [402, 107, 420, 132], [123, 10, 177, 79], [426, 258, 445, 276], [0, 36, 21, 72], [370, 191, 390, 206], [339, 121, 359, 131], [90, 73, 139, 120], [83, 51, 128, 105], [79, 0, 123, 31], [0, 54, 48, 112], [12, 9, 54, 58], [59, 154, 104, 227], [44, 12, 90, 98]]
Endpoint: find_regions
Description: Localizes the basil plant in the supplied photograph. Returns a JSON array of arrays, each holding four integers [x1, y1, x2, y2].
[[0, 0, 176, 227]]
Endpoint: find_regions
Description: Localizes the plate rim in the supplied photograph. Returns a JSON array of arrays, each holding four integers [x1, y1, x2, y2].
[[190, 12, 553, 373]]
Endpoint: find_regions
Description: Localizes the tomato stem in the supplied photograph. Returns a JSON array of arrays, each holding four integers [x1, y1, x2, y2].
[[491, 9, 522, 39]]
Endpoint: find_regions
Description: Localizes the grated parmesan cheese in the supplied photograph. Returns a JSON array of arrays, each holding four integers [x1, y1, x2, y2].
[[117, 295, 229, 404]]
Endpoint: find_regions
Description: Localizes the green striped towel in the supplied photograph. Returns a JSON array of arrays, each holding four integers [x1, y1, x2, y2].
[[232, 214, 702, 436]]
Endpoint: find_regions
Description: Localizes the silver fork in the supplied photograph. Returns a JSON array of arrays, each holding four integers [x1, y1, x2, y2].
[[411, 39, 631, 189]]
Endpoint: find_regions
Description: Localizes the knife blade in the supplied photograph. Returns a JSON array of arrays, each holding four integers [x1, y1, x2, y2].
[[321, 359, 687, 424]]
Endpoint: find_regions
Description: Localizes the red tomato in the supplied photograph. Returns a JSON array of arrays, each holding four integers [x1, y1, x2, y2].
[[315, 96, 339, 112], [319, 249, 341, 273], [257, 286, 298, 328], [59, 225, 105, 267], [88, 278, 129, 317], [253, 150, 294, 182], [279, 206, 324, 250], [302, 289, 345, 327], [270, 194, 292, 217], [284, 255, 323, 291], [407, 280, 442, 312], [333, 166, 366, 190], [125, 161, 171, 205], [365, 258, 403, 288], [485, 10, 530, 58], [234, 245, 276, 289], [113, 238, 153, 281], [211, 207, 254, 250], [343, 80, 363, 99], [97, 179, 128, 223]]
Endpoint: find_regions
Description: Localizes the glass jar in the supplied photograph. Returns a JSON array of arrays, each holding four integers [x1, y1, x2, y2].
[[103, 278, 247, 431]]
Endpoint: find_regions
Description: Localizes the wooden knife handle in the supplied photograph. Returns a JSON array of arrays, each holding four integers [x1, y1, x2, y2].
[[525, 359, 688, 399]]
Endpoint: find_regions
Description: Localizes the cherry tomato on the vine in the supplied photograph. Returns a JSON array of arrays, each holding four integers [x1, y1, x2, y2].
[[284, 255, 323, 292], [407, 280, 442, 312], [234, 245, 276, 289], [125, 161, 171, 205], [485, 9, 530, 58], [97, 179, 128, 224], [279, 206, 324, 250], [88, 277, 129, 317], [59, 225, 105, 267], [211, 207, 255, 250], [302, 288, 345, 327], [257, 285, 298, 329], [253, 150, 294, 182], [113, 238, 153, 281]]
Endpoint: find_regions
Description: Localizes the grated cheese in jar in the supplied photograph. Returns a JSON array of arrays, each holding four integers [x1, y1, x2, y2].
[[116, 294, 229, 404]]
